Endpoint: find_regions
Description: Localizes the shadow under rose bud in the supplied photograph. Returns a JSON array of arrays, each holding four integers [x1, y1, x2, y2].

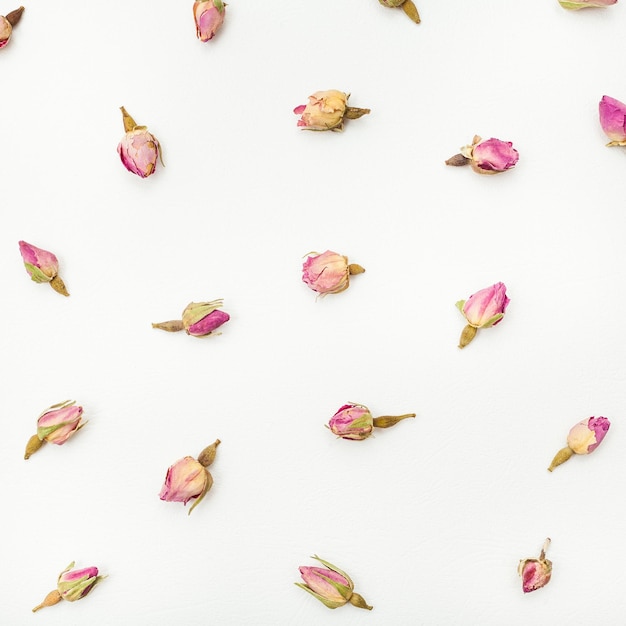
[[519, 538, 552, 593], [548, 416, 610, 471], [328, 403, 415, 440], [446, 135, 518, 175], [152, 299, 230, 337]]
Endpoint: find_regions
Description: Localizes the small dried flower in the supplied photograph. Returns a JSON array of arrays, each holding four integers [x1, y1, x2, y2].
[[559, 0, 616, 8], [599, 95, 626, 146], [117, 107, 162, 178], [152, 299, 230, 337], [19, 240, 69, 296], [302, 250, 365, 296], [295, 555, 372, 610], [548, 416, 610, 471], [159, 439, 220, 515], [446, 135, 519, 175], [378, 0, 420, 23], [32, 561, 106, 612], [328, 403, 415, 441], [456, 282, 510, 348], [0, 6, 24, 49], [24, 400, 86, 460], [294, 91, 370, 132], [193, 0, 225, 41], [519, 539, 552, 593]]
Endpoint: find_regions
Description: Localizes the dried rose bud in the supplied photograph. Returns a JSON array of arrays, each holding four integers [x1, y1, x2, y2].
[[456, 282, 510, 348], [446, 135, 519, 175], [117, 106, 162, 178], [548, 416, 610, 471], [193, 0, 225, 41], [0, 6, 24, 49], [159, 439, 220, 515], [18, 240, 69, 296], [518, 539, 552, 593], [152, 299, 230, 337], [599, 95, 626, 146], [559, 0, 616, 8], [328, 403, 415, 441], [302, 250, 365, 296], [24, 400, 86, 460], [378, 0, 420, 23], [296, 555, 372, 610], [32, 562, 105, 612], [294, 91, 370, 132]]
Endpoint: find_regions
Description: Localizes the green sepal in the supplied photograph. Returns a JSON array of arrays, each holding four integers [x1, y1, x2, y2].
[[310, 555, 354, 589], [294, 583, 344, 609], [24, 263, 51, 283], [479, 313, 503, 329], [455, 300, 466, 312], [214, 0, 225, 12]]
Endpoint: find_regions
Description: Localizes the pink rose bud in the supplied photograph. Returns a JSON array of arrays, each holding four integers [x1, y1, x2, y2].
[[302, 250, 365, 296], [294, 91, 370, 132], [378, 0, 421, 23], [446, 135, 519, 175], [24, 400, 86, 460], [159, 439, 220, 515], [559, 0, 616, 9], [295, 555, 372, 610], [152, 299, 230, 337], [328, 403, 415, 441], [193, 0, 225, 41], [548, 416, 610, 471], [0, 6, 24, 49], [18, 240, 69, 296], [32, 561, 105, 612], [456, 282, 510, 348], [518, 539, 552, 594], [599, 95, 626, 146], [117, 106, 162, 178]]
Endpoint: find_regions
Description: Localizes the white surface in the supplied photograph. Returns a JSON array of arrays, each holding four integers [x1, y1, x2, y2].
[[2, 1, 626, 624]]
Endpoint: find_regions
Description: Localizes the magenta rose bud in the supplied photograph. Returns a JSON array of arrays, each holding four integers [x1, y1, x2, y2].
[[328, 403, 415, 440], [32, 561, 105, 612], [446, 135, 518, 175], [0, 7, 24, 49], [295, 555, 372, 610], [294, 91, 370, 132], [599, 95, 626, 146], [559, 0, 616, 9], [193, 0, 225, 41], [456, 282, 510, 348], [302, 250, 365, 296], [18, 240, 69, 296], [160, 439, 220, 515], [24, 400, 86, 460], [117, 106, 162, 178], [548, 416, 610, 471], [519, 539, 552, 594], [152, 299, 230, 337]]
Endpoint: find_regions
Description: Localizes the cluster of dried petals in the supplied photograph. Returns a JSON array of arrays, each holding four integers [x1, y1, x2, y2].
[[519, 539, 552, 593], [0, 6, 23, 49], [456, 282, 510, 348], [548, 416, 610, 471], [152, 299, 230, 337], [18, 240, 69, 296], [378, 0, 421, 23], [32, 562, 105, 612], [328, 403, 415, 441], [446, 136, 519, 175], [599, 95, 626, 146], [159, 439, 221, 515], [295, 555, 372, 610], [193, 0, 225, 41], [117, 107, 162, 178], [302, 250, 365, 296], [559, 0, 616, 9], [294, 91, 370, 132]]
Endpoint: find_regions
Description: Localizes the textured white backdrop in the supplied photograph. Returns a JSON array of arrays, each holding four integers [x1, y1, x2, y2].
[[2, 1, 626, 624]]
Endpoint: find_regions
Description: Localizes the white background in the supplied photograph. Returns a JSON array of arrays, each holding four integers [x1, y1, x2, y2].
[[2, 1, 626, 624]]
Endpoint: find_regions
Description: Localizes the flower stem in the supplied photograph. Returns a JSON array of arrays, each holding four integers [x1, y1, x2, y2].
[[32, 589, 61, 612], [349, 592, 373, 610], [24, 434, 44, 460], [344, 107, 371, 120], [445, 153, 470, 167], [372, 414, 416, 428], [152, 320, 185, 332], [6, 6, 24, 26], [402, 0, 420, 23], [49, 275, 69, 296], [548, 446, 574, 472], [458, 324, 477, 348]]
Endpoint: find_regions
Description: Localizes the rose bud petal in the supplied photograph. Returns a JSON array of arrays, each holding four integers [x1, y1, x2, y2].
[[294, 91, 370, 132], [302, 250, 365, 296], [378, 0, 421, 23], [18, 240, 69, 296], [548, 416, 610, 471], [24, 400, 86, 460], [159, 440, 220, 515], [328, 403, 415, 440], [446, 135, 518, 175], [32, 561, 106, 612], [559, 0, 616, 9], [193, 0, 225, 41], [0, 7, 24, 49], [455, 282, 510, 348], [599, 95, 626, 146], [117, 107, 162, 178], [295, 555, 372, 610], [152, 299, 230, 337], [518, 539, 552, 594]]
